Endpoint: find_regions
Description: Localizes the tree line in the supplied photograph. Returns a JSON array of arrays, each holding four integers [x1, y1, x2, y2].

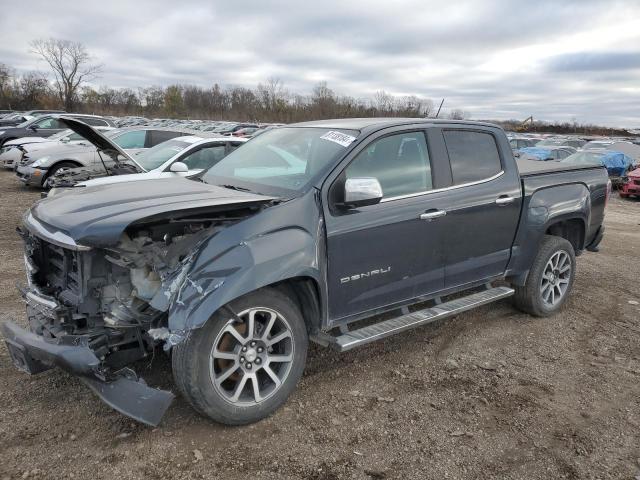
[[0, 62, 443, 122]]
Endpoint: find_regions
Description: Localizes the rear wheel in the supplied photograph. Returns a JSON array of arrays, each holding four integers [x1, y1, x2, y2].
[[513, 235, 576, 317], [172, 288, 308, 425]]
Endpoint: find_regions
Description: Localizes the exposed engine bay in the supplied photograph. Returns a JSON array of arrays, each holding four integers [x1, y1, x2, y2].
[[47, 162, 141, 188], [18, 205, 259, 372]]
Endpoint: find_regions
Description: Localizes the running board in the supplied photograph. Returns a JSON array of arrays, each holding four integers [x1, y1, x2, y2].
[[328, 286, 514, 352]]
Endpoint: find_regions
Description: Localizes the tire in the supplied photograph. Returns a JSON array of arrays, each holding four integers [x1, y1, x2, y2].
[[42, 161, 78, 189], [512, 235, 576, 317], [172, 287, 308, 425]]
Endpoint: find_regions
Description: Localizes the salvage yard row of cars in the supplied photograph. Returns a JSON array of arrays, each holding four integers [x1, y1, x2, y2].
[[1, 111, 640, 199], [0, 111, 278, 189], [507, 132, 640, 198]]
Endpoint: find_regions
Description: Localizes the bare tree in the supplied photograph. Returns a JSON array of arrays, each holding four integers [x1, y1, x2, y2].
[[30, 38, 103, 111]]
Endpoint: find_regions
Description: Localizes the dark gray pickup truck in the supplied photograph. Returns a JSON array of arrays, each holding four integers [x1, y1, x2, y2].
[[1, 118, 609, 426]]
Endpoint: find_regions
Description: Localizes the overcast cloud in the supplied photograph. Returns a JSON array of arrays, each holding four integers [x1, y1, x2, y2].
[[1, 0, 639, 126]]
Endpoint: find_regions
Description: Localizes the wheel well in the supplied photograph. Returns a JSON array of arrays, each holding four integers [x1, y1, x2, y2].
[[545, 218, 585, 252], [271, 277, 322, 333]]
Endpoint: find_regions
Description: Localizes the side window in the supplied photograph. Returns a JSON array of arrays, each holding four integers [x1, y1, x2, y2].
[[114, 130, 146, 149], [149, 130, 183, 146], [35, 117, 64, 129], [180, 145, 227, 170], [345, 131, 432, 199], [443, 130, 502, 184]]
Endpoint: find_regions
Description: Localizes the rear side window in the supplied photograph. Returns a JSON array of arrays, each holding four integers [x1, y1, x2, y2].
[[149, 130, 184, 146], [114, 130, 146, 149], [180, 145, 227, 170], [443, 130, 502, 185], [346, 131, 432, 199]]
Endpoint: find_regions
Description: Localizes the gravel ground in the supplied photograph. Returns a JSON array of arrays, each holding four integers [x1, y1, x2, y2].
[[0, 169, 639, 480]]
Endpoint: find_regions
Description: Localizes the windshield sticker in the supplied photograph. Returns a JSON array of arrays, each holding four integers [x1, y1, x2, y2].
[[320, 131, 357, 147]]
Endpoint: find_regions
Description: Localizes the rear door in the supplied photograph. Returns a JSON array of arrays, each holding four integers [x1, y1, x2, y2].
[[437, 127, 522, 288], [323, 127, 450, 321]]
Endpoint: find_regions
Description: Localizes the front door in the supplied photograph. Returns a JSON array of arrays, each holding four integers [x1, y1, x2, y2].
[[324, 130, 447, 321]]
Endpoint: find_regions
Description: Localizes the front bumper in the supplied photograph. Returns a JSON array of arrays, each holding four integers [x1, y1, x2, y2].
[[620, 180, 640, 196], [16, 165, 46, 186], [1, 320, 174, 426]]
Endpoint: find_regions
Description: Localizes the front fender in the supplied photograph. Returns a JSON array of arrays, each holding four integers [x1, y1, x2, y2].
[[167, 195, 324, 331]]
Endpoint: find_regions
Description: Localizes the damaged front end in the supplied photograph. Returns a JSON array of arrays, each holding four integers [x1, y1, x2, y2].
[[3, 203, 260, 425], [47, 162, 141, 189]]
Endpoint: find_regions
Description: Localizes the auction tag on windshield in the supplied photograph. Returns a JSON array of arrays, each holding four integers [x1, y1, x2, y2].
[[320, 131, 357, 147]]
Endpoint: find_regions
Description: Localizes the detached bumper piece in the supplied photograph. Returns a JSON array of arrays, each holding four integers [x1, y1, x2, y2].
[[1, 321, 174, 426]]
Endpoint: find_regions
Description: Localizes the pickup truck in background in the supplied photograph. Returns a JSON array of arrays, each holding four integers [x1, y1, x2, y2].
[[1, 118, 609, 426]]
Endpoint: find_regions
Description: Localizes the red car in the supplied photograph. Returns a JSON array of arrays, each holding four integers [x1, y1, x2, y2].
[[620, 167, 640, 198]]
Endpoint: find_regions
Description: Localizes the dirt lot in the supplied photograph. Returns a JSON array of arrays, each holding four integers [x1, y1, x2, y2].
[[0, 169, 639, 480]]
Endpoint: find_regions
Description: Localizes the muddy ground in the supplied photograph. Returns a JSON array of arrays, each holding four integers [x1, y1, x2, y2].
[[0, 169, 639, 480]]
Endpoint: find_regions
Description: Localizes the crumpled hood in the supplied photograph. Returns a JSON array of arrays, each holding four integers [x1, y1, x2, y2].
[[30, 177, 276, 247]]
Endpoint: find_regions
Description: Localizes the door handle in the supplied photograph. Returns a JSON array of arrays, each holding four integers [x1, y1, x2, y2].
[[420, 210, 447, 221], [495, 196, 515, 206]]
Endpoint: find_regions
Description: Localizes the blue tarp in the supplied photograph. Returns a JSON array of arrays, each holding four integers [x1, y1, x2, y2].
[[518, 147, 553, 160], [599, 151, 636, 177]]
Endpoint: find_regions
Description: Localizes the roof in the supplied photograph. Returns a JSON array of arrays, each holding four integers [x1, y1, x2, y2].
[[288, 117, 500, 131]]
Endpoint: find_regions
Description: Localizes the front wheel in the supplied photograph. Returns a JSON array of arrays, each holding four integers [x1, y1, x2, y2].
[[172, 288, 308, 425], [513, 235, 576, 317]]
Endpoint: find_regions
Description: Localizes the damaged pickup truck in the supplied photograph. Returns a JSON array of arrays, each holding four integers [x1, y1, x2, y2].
[[2, 118, 610, 426]]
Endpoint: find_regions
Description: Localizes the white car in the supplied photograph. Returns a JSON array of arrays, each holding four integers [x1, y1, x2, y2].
[[46, 119, 247, 194], [76, 135, 247, 188], [0, 127, 114, 169]]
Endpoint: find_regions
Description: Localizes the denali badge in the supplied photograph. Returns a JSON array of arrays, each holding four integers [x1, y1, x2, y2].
[[340, 267, 391, 284]]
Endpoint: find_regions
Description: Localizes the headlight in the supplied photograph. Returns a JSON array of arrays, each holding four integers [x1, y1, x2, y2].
[[30, 157, 49, 168], [0, 131, 5, 135]]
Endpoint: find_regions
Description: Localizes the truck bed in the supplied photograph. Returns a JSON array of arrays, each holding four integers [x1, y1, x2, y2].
[[516, 158, 604, 177]]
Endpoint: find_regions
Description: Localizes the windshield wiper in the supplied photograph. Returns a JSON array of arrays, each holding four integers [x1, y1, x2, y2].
[[219, 184, 252, 192]]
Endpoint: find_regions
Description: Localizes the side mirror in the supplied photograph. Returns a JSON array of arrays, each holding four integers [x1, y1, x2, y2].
[[169, 161, 188, 173], [28, 125, 38, 131], [343, 177, 383, 208]]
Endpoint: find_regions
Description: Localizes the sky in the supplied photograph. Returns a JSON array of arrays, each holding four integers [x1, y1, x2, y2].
[[1, 0, 639, 127]]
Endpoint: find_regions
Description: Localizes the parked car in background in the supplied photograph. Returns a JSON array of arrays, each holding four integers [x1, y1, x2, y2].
[[620, 166, 640, 198], [0, 113, 32, 127], [232, 126, 260, 137], [537, 137, 586, 149], [15, 125, 195, 187], [47, 120, 246, 191], [509, 137, 539, 150], [0, 127, 114, 169], [216, 123, 259, 135], [0, 113, 113, 146], [518, 146, 576, 161], [561, 150, 636, 186]]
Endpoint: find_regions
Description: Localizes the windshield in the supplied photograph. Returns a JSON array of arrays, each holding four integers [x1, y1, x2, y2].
[[561, 151, 604, 166], [133, 138, 194, 171], [202, 127, 359, 194]]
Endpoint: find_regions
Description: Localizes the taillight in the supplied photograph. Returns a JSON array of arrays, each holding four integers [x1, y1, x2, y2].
[[605, 179, 612, 207]]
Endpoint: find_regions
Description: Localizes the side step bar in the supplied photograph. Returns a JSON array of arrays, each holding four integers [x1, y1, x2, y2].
[[327, 286, 514, 352]]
